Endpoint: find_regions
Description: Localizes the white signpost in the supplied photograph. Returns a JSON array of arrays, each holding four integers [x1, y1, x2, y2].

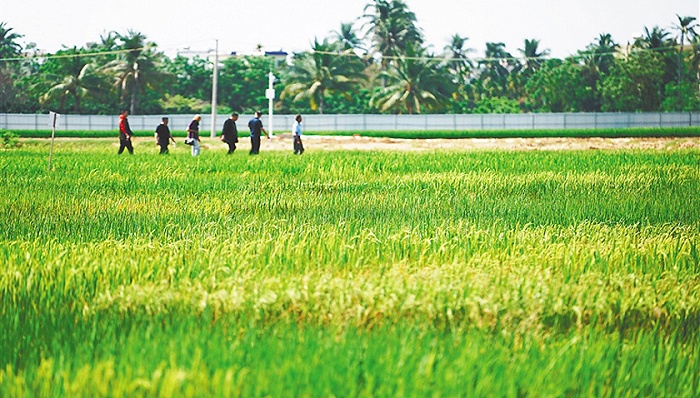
[[48, 111, 59, 170], [266, 71, 276, 138], [210, 39, 219, 139]]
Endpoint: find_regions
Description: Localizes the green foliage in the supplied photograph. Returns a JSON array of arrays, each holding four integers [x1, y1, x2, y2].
[[162, 55, 212, 101], [0, 22, 23, 59], [1, 143, 699, 396], [472, 96, 521, 114], [525, 59, 594, 112], [98, 30, 174, 115], [1, 130, 19, 147], [371, 43, 455, 114], [158, 93, 209, 114], [282, 39, 365, 114], [599, 51, 666, 112], [662, 82, 700, 111], [363, 0, 424, 62], [36, 47, 111, 114], [477, 42, 515, 98], [218, 56, 273, 113]]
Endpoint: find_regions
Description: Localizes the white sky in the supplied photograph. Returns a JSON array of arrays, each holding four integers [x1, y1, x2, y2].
[[2, 0, 698, 59]]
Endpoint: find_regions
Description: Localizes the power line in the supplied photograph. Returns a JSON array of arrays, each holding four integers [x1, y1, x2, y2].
[[1, 42, 692, 65], [0, 47, 147, 63]]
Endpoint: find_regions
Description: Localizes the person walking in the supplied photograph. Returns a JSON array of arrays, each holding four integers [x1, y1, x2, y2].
[[292, 114, 304, 155], [188, 114, 202, 156], [221, 113, 239, 154], [247, 111, 269, 155], [155, 117, 176, 154], [117, 110, 134, 155]]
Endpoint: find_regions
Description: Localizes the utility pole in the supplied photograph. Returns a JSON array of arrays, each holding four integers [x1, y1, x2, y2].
[[210, 39, 219, 138], [266, 70, 276, 136]]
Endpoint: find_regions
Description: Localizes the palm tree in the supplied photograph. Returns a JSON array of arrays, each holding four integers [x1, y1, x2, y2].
[[370, 43, 455, 114], [674, 15, 698, 99], [101, 30, 170, 114], [40, 47, 106, 113], [478, 42, 514, 97], [518, 39, 549, 76], [86, 31, 121, 62], [506, 39, 550, 106], [574, 34, 619, 112], [333, 22, 364, 52], [0, 23, 24, 113], [578, 33, 618, 76], [443, 34, 474, 85], [282, 38, 365, 114], [688, 35, 700, 83], [634, 26, 672, 50], [0, 22, 23, 59], [362, 0, 423, 67], [632, 26, 677, 89]]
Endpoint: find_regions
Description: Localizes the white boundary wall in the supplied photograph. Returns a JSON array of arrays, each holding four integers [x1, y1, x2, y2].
[[2, 112, 699, 132]]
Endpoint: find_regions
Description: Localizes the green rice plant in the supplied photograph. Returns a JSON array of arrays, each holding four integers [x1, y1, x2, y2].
[[1, 131, 20, 148], [1, 142, 699, 396]]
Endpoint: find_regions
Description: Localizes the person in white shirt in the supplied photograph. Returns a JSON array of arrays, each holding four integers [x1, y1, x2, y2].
[[292, 114, 304, 155]]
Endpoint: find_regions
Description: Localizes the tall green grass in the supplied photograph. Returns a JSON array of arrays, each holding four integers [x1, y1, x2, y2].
[[1, 141, 699, 396]]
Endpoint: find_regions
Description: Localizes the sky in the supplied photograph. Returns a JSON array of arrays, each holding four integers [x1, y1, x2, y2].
[[2, 0, 698, 60]]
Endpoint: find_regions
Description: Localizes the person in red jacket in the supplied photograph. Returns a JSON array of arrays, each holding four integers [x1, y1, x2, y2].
[[118, 110, 134, 154]]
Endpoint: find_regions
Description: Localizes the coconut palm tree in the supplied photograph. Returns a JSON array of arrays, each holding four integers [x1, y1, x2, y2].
[[573, 34, 619, 111], [688, 35, 700, 83], [674, 15, 698, 89], [370, 43, 455, 114], [0, 22, 23, 59], [518, 39, 549, 76], [362, 0, 423, 67], [282, 38, 365, 114], [333, 22, 364, 52], [443, 34, 474, 85], [581, 33, 618, 74], [478, 42, 514, 97], [506, 39, 550, 106], [634, 26, 672, 50], [0, 23, 24, 112], [631, 26, 677, 88], [101, 30, 170, 114], [40, 47, 106, 113]]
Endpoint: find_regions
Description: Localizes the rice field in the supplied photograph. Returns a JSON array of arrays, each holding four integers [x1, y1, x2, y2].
[[1, 139, 699, 397]]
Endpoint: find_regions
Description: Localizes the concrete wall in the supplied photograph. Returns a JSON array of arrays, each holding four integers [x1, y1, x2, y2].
[[2, 112, 699, 133]]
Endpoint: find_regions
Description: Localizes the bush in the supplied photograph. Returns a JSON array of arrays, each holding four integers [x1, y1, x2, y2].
[[1, 131, 20, 148]]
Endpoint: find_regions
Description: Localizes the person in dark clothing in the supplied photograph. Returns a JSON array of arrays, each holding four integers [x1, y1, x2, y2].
[[118, 110, 134, 154], [188, 114, 202, 156], [221, 113, 239, 154], [155, 117, 176, 154], [247, 111, 269, 155]]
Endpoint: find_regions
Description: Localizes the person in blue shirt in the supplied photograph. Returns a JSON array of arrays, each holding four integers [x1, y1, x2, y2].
[[247, 111, 269, 155]]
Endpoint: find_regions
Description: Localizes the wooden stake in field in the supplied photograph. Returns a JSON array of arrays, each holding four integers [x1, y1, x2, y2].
[[48, 111, 59, 171]]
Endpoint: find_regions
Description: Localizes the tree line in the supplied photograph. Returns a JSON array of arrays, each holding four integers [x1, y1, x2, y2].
[[1, 1, 699, 115]]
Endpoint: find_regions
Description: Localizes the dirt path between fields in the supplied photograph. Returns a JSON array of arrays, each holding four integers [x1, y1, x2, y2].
[[40, 135, 700, 152]]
